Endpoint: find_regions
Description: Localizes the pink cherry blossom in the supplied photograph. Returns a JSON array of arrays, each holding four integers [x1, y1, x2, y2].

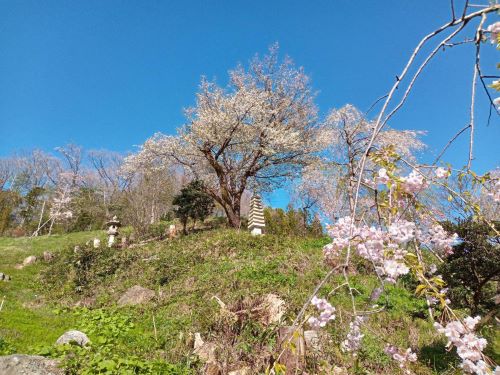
[[435, 167, 450, 179], [401, 170, 428, 193], [308, 296, 336, 328], [487, 22, 500, 43], [377, 168, 390, 185]]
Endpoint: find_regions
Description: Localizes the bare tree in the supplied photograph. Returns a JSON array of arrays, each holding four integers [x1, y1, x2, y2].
[[88, 149, 131, 216], [55, 144, 82, 188]]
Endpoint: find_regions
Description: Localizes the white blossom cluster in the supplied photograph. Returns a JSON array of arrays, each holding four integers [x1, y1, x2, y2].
[[434, 317, 497, 374], [435, 167, 450, 179], [307, 296, 336, 329], [323, 216, 356, 259], [384, 345, 417, 373], [486, 22, 500, 110], [388, 220, 416, 244], [487, 22, 500, 44], [419, 224, 458, 255], [373, 167, 449, 193], [49, 190, 73, 220], [324, 215, 460, 281], [400, 170, 428, 193], [341, 316, 366, 353], [377, 167, 390, 185], [487, 179, 500, 203], [325, 217, 414, 283]]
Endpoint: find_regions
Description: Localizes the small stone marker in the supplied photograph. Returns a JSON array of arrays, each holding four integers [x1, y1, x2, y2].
[[168, 224, 177, 239], [248, 194, 265, 236], [93, 238, 101, 248]]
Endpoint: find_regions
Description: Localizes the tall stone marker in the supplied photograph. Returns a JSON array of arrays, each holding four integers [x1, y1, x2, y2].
[[248, 194, 265, 236]]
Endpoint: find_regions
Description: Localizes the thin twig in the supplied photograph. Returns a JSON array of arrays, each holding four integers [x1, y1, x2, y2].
[[152, 313, 158, 342], [468, 13, 487, 170], [365, 94, 389, 115], [433, 125, 471, 164], [462, 0, 470, 19]]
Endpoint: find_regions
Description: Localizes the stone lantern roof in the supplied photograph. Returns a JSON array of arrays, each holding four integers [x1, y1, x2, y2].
[[106, 216, 121, 228]]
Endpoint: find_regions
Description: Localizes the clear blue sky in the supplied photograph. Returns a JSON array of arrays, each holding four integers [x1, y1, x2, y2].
[[1, 1, 499, 207]]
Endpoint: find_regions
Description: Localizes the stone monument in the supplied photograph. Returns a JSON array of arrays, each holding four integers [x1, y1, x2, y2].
[[248, 194, 265, 236]]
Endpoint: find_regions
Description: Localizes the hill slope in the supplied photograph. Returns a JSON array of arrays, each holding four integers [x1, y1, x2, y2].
[[0, 229, 476, 374]]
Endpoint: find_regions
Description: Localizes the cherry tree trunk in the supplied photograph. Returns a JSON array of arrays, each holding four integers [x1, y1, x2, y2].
[[223, 204, 241, 228]]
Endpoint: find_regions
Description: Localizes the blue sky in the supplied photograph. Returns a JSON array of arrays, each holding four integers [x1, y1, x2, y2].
[[1, 0, 499, 207]]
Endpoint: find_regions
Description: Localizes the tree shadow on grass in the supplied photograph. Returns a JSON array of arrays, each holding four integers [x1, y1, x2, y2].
[[419, 340, 460, 373]]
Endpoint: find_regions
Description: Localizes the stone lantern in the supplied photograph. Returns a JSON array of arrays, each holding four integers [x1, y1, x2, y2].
[[248, 194, 265, 236], [106, 216, 121, 247]]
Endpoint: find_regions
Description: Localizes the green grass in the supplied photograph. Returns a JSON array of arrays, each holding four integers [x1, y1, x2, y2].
[[0, 228, 480, 374], [0, 231, 104, 351]]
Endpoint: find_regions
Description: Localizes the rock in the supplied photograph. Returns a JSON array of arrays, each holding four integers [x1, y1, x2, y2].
[[74, 296, 96, 308], [277, 326, 305, 373], [193, 332, 217, 363], [43, 251, 54, 262], [129, 233, 136, 243], [332, 366, 349, 374], [121, 236, 128, 248], [0, 273, 11, 282], [193, 332, 204, 350], [23, 256, 37, 266], [304, 330, 321, 351], [93, 238, 101, 248], [73, 245, 80, 254], [203, 362, 221, 375], [0, 354, 62, 375], [259, 293, 286, 326], [55, 330, 90, 346], [228, 367, 251, 375], [141, 255, 159, 262], [117, 285, 155, 306], [14, 264, 23, 270]]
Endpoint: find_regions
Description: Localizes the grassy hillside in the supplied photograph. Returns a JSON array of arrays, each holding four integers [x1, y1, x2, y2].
[[0, 229, 490, 374]]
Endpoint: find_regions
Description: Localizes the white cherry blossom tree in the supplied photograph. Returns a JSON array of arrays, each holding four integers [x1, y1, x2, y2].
[[125, 45, 322, 227]]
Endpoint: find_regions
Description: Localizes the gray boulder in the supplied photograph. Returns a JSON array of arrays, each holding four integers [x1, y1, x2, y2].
[[0, 354, 62, 375], [55, 330, 90, 346], [118, 285, 155, 306]]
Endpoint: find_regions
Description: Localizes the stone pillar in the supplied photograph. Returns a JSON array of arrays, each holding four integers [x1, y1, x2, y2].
[[168, 224, 177, 239]]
